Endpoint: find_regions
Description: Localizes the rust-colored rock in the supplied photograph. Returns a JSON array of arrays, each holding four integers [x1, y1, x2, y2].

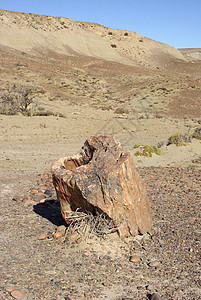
[[52, 136, 152, 237]]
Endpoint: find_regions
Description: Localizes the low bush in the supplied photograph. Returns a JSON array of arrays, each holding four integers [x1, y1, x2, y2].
[[134, 144, 162, 157], [192, 126, 201, 140], [167, 133, 192, 146]]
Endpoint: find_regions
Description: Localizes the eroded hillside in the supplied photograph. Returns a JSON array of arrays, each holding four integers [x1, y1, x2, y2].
[[0, 9, 201, 118]]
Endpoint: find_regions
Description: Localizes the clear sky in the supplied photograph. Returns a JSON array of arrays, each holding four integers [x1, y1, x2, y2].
[[1, 0, 200, 48]]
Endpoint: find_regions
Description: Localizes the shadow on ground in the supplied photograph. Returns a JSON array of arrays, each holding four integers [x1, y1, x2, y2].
[[33, 199, 66, 226]]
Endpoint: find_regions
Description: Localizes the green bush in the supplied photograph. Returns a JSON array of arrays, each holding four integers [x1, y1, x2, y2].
[[167, 133, 192, 146], [134, 144, 162, 157]]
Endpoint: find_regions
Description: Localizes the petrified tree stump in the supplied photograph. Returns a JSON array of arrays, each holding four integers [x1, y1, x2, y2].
[[52, 136, 152, 237]]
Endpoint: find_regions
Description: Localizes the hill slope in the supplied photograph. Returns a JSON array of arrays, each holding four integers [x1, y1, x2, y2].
[[0, 9, 185, 68], [0, 9, 200, 119]]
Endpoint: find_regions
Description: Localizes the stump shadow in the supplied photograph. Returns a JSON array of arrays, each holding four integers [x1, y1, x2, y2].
[[33, 199, 66, 226]]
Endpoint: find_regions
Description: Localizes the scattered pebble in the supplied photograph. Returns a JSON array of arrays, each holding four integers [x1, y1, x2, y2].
[[53, 231, 62, 239], [66, 232, 78, 242], [150, 292, 161, 300], [5, 287, 16, 293], [24, 199, 37, 205], [10, 289, 26, 299], [39, 198, 46, 203], [44, 189, 52, 197], [37, 233, 47, 240], [34, 193, 47, 202], [129, 254, 140, 263], [149, 261, 160, 268], [57, 225, 66, 233]]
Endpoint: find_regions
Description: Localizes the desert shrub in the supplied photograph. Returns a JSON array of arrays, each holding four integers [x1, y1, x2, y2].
[[134, 144, 141, 149], [134, 144, 162, 157], [25, 109, 66, 118], [139, 39, 143, 42], [108, 31, 113, 35], [111, 44, 117, 48], [0, 84, 35, 115], [124, 32, 128, 36], [114, 107, 129, 114], [167, 133, 192, 146], [192, 126, 201, 140]]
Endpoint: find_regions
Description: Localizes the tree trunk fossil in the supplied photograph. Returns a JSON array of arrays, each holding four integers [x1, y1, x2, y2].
[[52, 136, 152, 237]]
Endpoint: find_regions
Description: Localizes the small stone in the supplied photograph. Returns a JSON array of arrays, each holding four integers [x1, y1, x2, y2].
[[38, 233, 47, 240], [10, 289, 26, 299], [5, 287, 16, 293], [24, 199, 37, 205], [149, 261, 160, 268], [66, 232, 78, 242], [150, 292, 161, 300], [53, 231, 62, 239], [34, 193, 47, 202], [39, 198, 46, 203], [57, 225, 66, 233], [129, 254, 140, 263], [44, 189, 52, 197]]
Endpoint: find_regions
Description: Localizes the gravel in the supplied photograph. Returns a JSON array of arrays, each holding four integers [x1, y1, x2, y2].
[[0, 167, 200, 299]]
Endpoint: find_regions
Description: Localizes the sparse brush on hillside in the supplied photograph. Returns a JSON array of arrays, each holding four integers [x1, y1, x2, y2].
[[167, 132, 192, 146], [0, 84, 35, 115], [0, 84, 66, 117]]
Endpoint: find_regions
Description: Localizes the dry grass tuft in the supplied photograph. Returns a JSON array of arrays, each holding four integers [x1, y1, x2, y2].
[[64, 209, 121, 241]]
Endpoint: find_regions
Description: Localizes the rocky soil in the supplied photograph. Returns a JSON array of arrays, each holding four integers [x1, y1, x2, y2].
[[0, 166, 200, 299]]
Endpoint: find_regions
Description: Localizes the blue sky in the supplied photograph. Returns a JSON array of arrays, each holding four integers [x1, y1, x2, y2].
[[1, 0, 200, 48]]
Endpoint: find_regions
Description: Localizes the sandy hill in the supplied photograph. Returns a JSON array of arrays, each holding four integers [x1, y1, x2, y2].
[[0, 9, 185, 68], [0, 9, 200, 119]]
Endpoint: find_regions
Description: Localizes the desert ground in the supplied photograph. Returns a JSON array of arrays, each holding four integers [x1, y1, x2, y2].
[[0, 9, 201, 300]]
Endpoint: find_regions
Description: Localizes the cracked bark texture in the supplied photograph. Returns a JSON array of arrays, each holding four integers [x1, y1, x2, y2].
[[52, 136, 152, 237]]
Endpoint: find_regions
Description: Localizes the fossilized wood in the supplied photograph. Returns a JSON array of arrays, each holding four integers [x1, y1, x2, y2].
[[52, 136, 152, 237]]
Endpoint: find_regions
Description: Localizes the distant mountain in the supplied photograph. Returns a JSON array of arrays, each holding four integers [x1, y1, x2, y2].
[[179, 48, 201, 60]]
